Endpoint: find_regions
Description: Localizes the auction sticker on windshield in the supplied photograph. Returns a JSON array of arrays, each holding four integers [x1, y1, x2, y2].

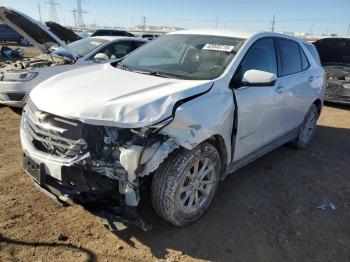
[[203, 44, 235, 52]]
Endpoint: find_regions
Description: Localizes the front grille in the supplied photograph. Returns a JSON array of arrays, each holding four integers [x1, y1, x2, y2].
[[326, 82, 343, 93], [23, 102, 88, 159]]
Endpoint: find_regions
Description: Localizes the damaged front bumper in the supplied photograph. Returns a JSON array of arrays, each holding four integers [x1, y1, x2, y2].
[[20, 103, 178, 230], [324, 82, 350, 105]]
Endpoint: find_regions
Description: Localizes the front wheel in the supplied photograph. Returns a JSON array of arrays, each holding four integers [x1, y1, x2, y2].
[[291, 103, 319, 149], [151, 142, 221, 226]]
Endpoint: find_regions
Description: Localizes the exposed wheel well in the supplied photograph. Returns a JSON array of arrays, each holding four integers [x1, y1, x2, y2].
[[207, 135, 228, 175], [313, 99, 322, 116]]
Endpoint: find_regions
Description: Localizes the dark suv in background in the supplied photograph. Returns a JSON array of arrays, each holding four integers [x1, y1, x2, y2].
[[79, 28, 135, 38], [0, 23, 27, 44]]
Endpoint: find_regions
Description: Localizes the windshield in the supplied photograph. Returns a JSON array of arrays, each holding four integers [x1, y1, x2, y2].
[[120, 34, 245, 80], [52, 37, 108, 59]]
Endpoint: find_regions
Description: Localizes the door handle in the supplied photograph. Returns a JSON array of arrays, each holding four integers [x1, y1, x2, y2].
[[276, 86, 284, 93], [309, 76, 315, 82]]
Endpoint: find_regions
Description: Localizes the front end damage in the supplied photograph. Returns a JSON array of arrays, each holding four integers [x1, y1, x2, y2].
[[324, 66, 350, 105], [21, 100, 179, 230]]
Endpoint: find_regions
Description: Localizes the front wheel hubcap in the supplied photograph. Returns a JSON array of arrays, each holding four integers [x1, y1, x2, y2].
[[301, 107, 318, 144], [178, 158, 215, 214]]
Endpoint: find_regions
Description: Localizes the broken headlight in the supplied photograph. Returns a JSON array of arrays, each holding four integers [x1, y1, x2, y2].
[[2, 71, 38, 82]]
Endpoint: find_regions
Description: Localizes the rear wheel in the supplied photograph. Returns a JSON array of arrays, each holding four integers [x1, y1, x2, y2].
[[151, 142, 221, 226], [291, 103, 319, 149]]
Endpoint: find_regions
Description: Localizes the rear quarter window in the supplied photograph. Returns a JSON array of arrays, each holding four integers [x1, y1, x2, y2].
[[304, 43, 322, 66]]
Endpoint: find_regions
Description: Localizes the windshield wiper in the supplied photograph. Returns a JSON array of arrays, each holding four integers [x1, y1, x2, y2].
[[133, 70, 177, 79]]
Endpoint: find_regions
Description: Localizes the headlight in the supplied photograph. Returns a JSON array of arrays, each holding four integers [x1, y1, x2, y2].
[[2, 71, 38, 82]]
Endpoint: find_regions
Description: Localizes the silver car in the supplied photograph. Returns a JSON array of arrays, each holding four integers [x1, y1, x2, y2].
[[0, 7, 146, 107]]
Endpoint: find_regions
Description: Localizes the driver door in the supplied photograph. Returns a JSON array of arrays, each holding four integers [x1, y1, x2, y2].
[[232, 38, 286, 161]]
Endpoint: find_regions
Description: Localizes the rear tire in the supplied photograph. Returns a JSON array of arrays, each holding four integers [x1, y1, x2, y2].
[[151, 142, 221, 226], [290, 103, 319, 149]]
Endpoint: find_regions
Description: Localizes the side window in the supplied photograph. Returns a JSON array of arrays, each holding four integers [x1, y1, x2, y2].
[[94, 30, 110, 36], [277, 38, 302, 76], [111, 31, 124, 36], [98, 42, 134, 59], [240, 38, 277, 76], [300, 47, 309, 71]]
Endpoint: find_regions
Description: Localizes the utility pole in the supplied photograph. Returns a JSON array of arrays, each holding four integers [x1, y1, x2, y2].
[[270, 14, 276, 32], [75, 0, 87, 28], [141, 16, 147, 31], [72, 9, 77, 28], [309, 24, 314, 35], [215, 15, 219, 28], [37, 0, 43, 23], [46, 0, 59, 23]]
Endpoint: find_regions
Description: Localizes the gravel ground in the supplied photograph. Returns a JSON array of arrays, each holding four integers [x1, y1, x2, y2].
[[0, 104, 349, 262]]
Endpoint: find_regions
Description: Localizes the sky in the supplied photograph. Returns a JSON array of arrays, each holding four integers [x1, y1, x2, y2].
[[0, 0, 349, 36]]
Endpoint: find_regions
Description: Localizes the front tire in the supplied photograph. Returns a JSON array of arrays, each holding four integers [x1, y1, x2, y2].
[[151, 142, 221, 226], [291, 103, 319, 149]]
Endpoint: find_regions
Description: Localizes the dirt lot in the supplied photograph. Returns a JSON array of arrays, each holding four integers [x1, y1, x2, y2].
[[0, 104, 349, 262]]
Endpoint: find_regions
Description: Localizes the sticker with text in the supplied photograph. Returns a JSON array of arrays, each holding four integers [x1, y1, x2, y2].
[[90, 41, 102, 46], [203, 44, 234, 52]]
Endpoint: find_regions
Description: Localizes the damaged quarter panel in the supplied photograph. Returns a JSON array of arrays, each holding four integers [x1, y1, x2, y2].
[[160, 78, 234, 162]]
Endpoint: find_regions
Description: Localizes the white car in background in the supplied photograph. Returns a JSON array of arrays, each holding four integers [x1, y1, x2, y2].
[[0, 7, 147, 108], [21, 29, 325, 229]]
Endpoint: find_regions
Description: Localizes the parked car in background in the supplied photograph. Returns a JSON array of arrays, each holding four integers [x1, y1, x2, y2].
[[80, 28, 135, 38], [314, 38, 350, 105], [0, 7, 147, 107], [141, 34, 159, 40], [45, 21, 81, 44], [0, 21, 81, 46], [21, 29, 325, 229]]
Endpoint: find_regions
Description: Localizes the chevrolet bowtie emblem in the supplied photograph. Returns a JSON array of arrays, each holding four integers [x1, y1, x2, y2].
[[34, 111, 44, 121]]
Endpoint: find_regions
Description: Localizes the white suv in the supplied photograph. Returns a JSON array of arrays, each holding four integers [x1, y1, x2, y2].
[[20, 29, 325, 229]]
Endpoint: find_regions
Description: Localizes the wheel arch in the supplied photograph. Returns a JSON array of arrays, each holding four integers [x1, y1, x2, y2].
[[313, 98, 322, 116]]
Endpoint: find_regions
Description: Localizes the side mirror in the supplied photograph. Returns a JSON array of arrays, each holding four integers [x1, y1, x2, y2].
[[93, 53, 109, 63], [242, 69, 277, 86]]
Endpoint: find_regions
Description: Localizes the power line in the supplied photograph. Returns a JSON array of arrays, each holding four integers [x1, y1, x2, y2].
[[271, 14, 276, 32], [75, 0, 87, 28], [37, 0, 43, 23], [46, 0, 59, 23], [71, 9, 77, 28], [141, 16, 147, 31]]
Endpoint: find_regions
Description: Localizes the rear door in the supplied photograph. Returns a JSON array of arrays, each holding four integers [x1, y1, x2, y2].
[[233, 37, 286, 161], [275, 38, 315, 134]]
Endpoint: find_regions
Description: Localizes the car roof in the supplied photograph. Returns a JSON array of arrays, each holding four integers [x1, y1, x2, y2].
[[169, 28, 305, 43], [89, 36, 144, 42], [169, 29, 258, 39]]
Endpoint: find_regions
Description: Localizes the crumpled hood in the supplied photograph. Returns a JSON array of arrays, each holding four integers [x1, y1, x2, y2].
[[0, 7, 78, 59], [30, 63, 213, 128]]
